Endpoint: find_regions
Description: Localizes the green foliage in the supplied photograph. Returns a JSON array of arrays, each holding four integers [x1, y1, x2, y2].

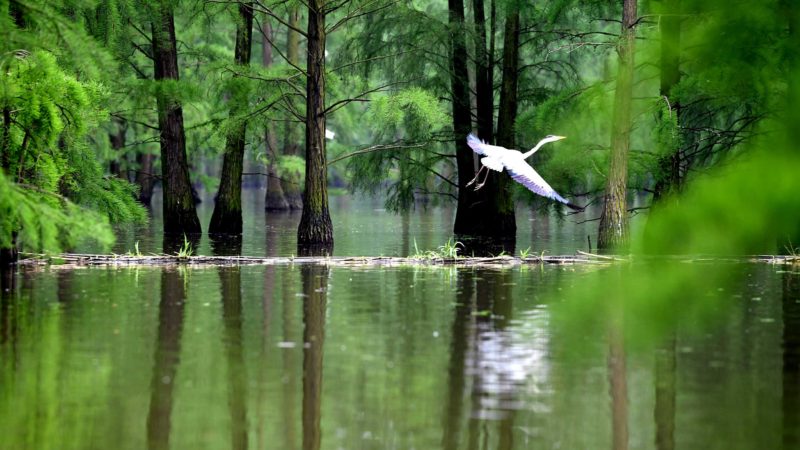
[[0, 13, 146, 254], [367, 88, 449, 140], [0, 172, 115, 251]]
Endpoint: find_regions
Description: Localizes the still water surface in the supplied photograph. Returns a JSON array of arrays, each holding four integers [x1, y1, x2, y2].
[[2, 191, 798, 449], [109, 189, 603, 256]]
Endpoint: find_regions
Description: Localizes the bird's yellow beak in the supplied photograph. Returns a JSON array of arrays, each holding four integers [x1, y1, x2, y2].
[[554, 135, 567, 140]]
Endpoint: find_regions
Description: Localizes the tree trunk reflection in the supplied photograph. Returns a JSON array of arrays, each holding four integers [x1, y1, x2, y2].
[[302, 265, 328, 450], [442, 269, 474, 450], [655, 334, 676, 450], [219, 266, 248, 450], [783, 272, 800, 449], [147, 269, 187, 450]]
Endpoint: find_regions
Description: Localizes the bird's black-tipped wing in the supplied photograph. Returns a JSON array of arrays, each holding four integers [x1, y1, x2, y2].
[[505, 159, 581, 209]]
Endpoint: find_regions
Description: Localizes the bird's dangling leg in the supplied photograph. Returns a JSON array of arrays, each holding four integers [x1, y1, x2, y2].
[[465, 165, 487, 187], [474, 167, 492, 190]]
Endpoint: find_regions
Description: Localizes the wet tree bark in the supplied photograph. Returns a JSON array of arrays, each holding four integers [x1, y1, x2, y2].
[[151, 0, 201, 234], [147, 269, 187, 450], [209, 1, 254, 235], [598, 0, 637, 250], [652, 0, 682, 202], [301, 265, 328, 450], [262, 20, 290, 210], [297, 0, 333, 254]]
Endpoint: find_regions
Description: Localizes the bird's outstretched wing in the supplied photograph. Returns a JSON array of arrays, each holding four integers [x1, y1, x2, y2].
[[505, 159, 582, 210], [466, 134, 507, 158]]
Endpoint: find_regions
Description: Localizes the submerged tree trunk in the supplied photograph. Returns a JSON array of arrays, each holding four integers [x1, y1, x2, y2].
[[282, 7, 304, 209], [297, 0, 333, 253], [450, 0, 479, 235], [262, 20, 290, 211], [151, 0, 201, 234], [489, 7, 520, 237], [652, 0, 682, 203], [209, 1, 254, 235], [452, 0, 515, 243], [597, 0, 638, 250]]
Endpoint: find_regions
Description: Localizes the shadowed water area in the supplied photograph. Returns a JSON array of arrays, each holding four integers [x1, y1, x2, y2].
[[2, 193, 799, 450]]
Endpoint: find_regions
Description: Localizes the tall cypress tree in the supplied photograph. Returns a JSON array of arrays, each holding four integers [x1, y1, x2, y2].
[[209, 1, 254, 235], [150, 0, 201, 234], [597, 0, 638, 250], [297, 0, 333, 253]]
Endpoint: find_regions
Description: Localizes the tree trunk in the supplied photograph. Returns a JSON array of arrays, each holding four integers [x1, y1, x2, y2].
[[450, 0, 515, 244], [472, 0, 492, 142], [450, 0, 479, 235], [297, 0, 333, 254], [209, 1, 254, 235], [489, 7, 520, 237], [1, 109, 18, 265], [283, 7, 304, 209], [265, 127, 289, 210], [597, 0, 638, 251], [652, 0, 682, 202], [151, 0, 201, 234], [262, 19, 290, 210], [136, 151, 156, 205], [108, 116, 127, 180]]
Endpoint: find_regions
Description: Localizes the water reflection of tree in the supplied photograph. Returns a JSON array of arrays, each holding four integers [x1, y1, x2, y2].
[[442, 269, 473, 450], [608, 317, 628, 450], [301, 265, 328, 450], [0, 267, 16, 347], [256, 265, 276, 450], [783, 272, 800, 449], [442, 269, 521, 450], [219, 266, 248, 450], [147, 269, 187, 450], [654, 334, 676, 450]]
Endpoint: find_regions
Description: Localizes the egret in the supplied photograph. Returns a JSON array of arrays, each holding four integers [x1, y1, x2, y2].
[[466, 134, 583, 210]]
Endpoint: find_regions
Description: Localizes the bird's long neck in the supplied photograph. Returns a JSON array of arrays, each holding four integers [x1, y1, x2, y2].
[[522, 139, 549, 159]]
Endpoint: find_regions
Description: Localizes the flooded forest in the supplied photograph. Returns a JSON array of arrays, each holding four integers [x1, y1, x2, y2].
[[2, 0, 800, 449]]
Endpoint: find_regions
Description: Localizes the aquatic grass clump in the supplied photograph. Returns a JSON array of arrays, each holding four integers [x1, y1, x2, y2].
[[176, 234, 194, 259], [412, 238, 464, 260]]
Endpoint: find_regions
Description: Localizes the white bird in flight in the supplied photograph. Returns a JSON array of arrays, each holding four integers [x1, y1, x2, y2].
[[466, 133, 583, 210]]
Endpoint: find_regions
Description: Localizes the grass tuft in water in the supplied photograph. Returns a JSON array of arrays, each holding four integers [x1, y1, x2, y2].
[[176, 234, 194, 259], [412, 238, 464, 260]]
